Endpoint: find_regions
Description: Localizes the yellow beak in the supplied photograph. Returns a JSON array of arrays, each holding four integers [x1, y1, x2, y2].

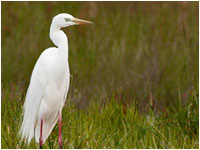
[[72, 18, 93, 25]]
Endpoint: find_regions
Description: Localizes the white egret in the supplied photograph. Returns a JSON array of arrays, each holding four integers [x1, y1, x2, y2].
[[19, 13, 93, 149]]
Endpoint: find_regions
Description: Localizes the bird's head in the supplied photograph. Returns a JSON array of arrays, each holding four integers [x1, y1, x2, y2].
[[52, 13, 93, 28]]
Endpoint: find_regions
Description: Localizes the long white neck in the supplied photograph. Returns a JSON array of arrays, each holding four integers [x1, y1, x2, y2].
[[49, 23, 69, 59]]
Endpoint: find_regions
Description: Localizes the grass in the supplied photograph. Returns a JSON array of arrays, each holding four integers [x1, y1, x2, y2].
[[1, 85, 199, 148], [1, 1, 199, 149]]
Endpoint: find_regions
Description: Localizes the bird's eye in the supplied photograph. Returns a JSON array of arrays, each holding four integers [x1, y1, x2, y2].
[[65, 18, 71, 22]]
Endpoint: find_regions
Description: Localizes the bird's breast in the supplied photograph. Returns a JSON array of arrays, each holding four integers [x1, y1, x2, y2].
[[45, 57, 69, 84]]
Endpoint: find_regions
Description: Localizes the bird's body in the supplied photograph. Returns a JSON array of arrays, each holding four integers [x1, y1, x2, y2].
[[20, 30, 70, 144], [19, 13, 92, 147]]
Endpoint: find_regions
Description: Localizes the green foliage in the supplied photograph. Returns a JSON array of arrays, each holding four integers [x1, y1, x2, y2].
[[1, 86, 199, 148], [1, 2, 199, 149]]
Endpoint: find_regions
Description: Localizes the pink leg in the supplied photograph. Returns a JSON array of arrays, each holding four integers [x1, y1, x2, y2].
[[59, 111, 62, 149], [39, 119, 43, 149]]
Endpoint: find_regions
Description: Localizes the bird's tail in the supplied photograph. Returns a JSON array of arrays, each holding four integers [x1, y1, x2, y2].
[[19, 94, 36, 145]]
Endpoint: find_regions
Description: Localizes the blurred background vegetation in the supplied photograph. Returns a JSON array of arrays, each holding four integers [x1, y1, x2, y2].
[[1, 1, 199, 148]]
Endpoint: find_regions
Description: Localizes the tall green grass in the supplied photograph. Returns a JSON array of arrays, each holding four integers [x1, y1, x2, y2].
[[1, 85, 199, 148], [1, 2, 199, 148]]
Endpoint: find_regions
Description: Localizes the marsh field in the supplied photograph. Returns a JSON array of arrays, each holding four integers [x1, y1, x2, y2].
[[1, 1, 199, 149]]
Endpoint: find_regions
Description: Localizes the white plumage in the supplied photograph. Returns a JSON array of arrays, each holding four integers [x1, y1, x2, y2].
[[19, 13, 92, 146]]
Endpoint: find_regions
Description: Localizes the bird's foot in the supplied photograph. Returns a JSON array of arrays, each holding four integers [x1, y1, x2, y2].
[[59, 145, 62, 149], [39, 138, 43, 149], [59, 138, 62, 149]]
